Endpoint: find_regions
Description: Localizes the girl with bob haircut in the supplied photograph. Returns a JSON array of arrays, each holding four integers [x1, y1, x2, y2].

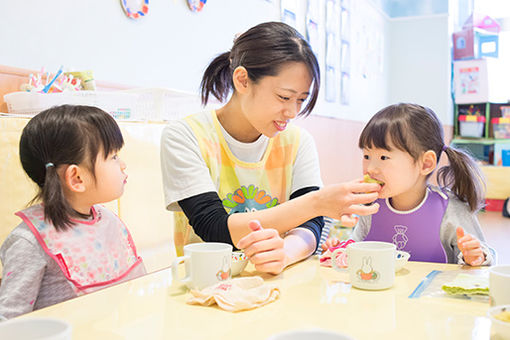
[[0, 105, 146, 319]]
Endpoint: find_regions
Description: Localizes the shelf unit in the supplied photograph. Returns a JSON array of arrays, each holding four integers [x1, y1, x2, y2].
[[452, 103, 510, 202], [453, 102, 509, 138]]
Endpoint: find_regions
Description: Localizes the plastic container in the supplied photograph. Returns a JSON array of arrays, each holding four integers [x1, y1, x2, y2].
[[458, 115, 486, 138], [485, 199, 505, 212], [492, 117, 510, 139], [500, 106, 510, 118], [4, 91, 141, 120], [503, 150, 510, 167]]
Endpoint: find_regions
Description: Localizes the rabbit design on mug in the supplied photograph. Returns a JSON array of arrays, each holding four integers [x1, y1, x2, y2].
[[216, 255, 231, 281], [357, 257, 379, 281]]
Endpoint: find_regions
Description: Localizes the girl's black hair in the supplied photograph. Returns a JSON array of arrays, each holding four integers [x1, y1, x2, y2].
[[200, 21, 320, 117], [19, 105, 124, 231], [358, 103, 485, 212]]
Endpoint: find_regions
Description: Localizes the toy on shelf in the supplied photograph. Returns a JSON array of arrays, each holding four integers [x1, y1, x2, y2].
[[20, 67, 82, 93], [492, 117, 510, 139], [463, 104, 482, 116], [453, 13, 500, 61]]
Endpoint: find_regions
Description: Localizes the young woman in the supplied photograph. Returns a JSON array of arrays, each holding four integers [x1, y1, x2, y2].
[[161, 22, 380, 274]]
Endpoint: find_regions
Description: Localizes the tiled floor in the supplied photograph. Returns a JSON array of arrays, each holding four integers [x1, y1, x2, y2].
[[478, 210, 510, 264]]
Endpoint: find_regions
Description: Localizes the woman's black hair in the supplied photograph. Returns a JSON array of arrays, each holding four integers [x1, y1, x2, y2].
[[358, 103, 485, 212], [200, 21, 320, 116], [19, 105, 124, 231]]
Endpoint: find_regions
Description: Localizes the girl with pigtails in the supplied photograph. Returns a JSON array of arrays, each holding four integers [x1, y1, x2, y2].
[[324, 103, 496, 266], [0, 105, 146, 319], [161, 22, 381, 275]]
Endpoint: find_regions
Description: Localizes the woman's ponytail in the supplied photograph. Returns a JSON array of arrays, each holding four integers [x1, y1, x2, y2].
[[200, 51, 232, 106], [437, 146, 485, 212]]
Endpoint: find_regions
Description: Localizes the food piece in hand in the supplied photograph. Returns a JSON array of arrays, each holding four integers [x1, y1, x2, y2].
[[362, 174, 383, 206], [363, 174, 384, 186]]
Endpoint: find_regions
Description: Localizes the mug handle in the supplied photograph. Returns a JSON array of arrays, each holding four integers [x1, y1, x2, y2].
[[396, 250, 410, 261], [171, 255, 191, 286], [331, 248, 348, 272]]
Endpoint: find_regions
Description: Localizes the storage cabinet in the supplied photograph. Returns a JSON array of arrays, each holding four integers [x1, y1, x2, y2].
[[452, 102, 510, 204]]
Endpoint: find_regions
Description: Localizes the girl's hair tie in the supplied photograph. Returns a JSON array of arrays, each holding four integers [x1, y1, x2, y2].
[[442, 145, 448, 152], [45, 162, 55, 169]]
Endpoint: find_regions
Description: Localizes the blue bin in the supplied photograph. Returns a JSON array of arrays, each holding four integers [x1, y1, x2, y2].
[[502, 150, 510, 166]]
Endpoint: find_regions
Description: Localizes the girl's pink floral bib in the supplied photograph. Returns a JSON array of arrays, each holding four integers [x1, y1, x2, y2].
[[16, 204, 143, 294]]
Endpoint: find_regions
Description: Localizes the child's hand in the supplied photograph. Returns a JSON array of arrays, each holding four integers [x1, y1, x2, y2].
[[456, 226, 485, 266], [237, 220, 287, 275], [321, 237, 340, 252]]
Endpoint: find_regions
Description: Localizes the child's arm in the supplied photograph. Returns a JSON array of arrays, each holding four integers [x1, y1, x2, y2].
[[442, 194, 496, 265], [456, 227, 486, 266], [0, 236, 45, 319]]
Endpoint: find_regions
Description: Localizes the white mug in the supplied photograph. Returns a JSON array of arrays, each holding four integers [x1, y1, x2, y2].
[[0, 318, 71, 340], [171, 242, 232, 290], [267, 328, 355, 340], [332, 241, 397, 290], [489, 265, 510, 306]]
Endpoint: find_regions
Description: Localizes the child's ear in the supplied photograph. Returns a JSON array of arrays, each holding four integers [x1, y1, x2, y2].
[[420, 150, 437, 176], [232, 66, 249, 94], [63, 165, 87, 193]]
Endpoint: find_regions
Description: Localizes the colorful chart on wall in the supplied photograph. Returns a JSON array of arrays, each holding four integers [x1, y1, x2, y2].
[[187, 0, 207, 12], [121, 0, 149, 19]]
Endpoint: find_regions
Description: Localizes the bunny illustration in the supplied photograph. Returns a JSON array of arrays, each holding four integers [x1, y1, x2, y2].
[[216, 255, 231, 281], [357, 256, 378, 281], [392, 225, 409, 250]]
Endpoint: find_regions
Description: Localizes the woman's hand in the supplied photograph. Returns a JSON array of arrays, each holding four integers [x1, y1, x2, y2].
[[314, 179, 381, 220], [456, 226, 485, 266], [237, 220, 287, 275]]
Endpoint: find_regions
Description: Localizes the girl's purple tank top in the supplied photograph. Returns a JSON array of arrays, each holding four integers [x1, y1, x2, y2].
[[364, 188, 449, 263]]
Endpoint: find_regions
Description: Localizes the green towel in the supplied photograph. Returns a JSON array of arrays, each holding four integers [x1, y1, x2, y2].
[[441, 273, 489, 296]]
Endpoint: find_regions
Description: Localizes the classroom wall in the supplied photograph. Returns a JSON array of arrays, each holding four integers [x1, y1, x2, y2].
[[0, 0, 453, 184], [388, 14, 453, 124]]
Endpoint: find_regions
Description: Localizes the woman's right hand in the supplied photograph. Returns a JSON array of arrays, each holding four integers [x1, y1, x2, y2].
[[314, 178, 381, 220], [236, 220, 287, 275]]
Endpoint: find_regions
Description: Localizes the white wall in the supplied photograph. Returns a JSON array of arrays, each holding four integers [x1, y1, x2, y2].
[[388, 14, 453, 125], [0, 0, 278, 93], [0, 0, 451, 124]]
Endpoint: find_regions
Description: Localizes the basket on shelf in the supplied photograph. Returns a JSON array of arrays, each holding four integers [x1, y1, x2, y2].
[[119, 87, 221, 121], [4, 91, 141, 120], [3, 88, 221, 121]]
